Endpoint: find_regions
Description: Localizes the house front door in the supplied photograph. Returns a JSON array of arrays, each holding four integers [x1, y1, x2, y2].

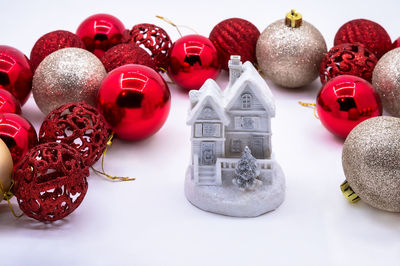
[[201, 141, 216, 165], [250, 137, 264, 159]]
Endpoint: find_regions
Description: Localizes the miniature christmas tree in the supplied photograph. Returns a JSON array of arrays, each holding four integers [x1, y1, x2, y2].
[[232, 146, 260, 190]]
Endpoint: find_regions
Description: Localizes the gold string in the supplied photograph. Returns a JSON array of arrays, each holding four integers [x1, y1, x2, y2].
[[0, 179, 23, 218], [91, 133, 135, 182], [298, 101, 319, 119], [155, 15, 199, 37], [158, 67, 175, 84]]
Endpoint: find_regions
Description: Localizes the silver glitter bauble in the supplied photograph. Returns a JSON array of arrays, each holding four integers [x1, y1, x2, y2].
[[256, 11, 326, 88], [372, 48, 400, 117], [32, 48, 106, 114], [342, 116, 400, 212]]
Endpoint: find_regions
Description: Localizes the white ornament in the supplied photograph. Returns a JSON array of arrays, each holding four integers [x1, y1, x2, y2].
[[184, 55, 286, 217]]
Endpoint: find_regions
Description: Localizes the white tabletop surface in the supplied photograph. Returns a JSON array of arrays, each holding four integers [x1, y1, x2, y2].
[[1, 0, 400, 265]]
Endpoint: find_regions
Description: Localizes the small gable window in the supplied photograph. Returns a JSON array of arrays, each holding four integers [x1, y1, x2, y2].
[[241, 93, 252, 109]]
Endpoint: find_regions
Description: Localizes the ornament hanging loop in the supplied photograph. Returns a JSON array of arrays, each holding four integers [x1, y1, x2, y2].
[[298, 101, 319, 119], [285, 9, 302, 28], [156, 15, 198, 37], [91, 133, 135, 182], [0, 180, 23, 218]]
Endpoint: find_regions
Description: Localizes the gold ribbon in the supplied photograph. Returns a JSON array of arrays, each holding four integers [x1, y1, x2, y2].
[[340, 180, 360, 203], [0, 179, 23, 218], [155, 15, 198, 37], [298, 101, 319, 119]]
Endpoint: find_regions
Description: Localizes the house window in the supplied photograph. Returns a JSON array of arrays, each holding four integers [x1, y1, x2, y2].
[[194, 123, 202, 137], [203, 123, 221, 137], [231, 139, 242, 153], [241, 93, 252, 109], [234, 117, 259, 130]]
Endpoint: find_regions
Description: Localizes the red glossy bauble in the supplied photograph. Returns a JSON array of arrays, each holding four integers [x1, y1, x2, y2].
[[317, 75, 382, 138], [0, 45, 33, 105], [209, 18, 260, 70], [126, 23, 172, 71], [320, 43, 378, 84], [13, 142, 89, 222], [30, 30, 85, 72], [97, 64, 171, 141], [168, 34, 220, 91], [0, 113, 38, 165], [0, 88, 21, 114], [334, 19, 391, 59], [76, 14, 125, 58]]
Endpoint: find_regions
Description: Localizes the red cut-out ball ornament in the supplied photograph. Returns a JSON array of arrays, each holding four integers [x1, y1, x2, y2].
[[0, 88, 21, 114], [101, 43, 156, 72], [168, 34, 220, 91], [0, 45, 33, 105], [320, 43, 378, 84], [76, 14, 125, 58], [0, 113, 37, 165], [39, 102, 110, 166], [317, 75, 382, 138], [334, 19, 391, 59], [209, 18, 260, 70], [97, 64, 171, 141], [126, 23, 172, 71], [30, 30, 85, 72], [13, 142, 89, 222]]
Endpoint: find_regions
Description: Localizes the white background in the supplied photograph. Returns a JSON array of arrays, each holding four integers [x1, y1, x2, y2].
[[1, 0, 400, 265]]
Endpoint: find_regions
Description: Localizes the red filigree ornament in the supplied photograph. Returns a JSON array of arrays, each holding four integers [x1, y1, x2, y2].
[[168, 34, 220, 91], [126, 23, 172, 71], [320, 43, 378, 84], [97, 64, 171, 141], [0, 113, 37, 165], [317, 75, 382, 138], [0, 45, 33, 105], [13, 142, 89, 222], [101, 43, 156, 72], [334, 19, 391, 59], [0, 88, 21, 114], [76, 14, 125, 58], [39, 102, 110, 166], [30, 30, 85, 72], [209, 18, 260, 70]]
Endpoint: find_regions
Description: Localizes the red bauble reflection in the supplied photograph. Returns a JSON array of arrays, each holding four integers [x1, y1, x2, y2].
[[0, 88, 21, 114], [0, 45, 33, 105], [76, 14, 125, 58], [317, 75, 382, 138], [0, 113, 38, 165], [97, 64, 171, 141], [168, 34, 220, 91]]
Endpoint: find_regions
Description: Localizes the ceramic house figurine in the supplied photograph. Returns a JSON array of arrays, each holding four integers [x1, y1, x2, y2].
[[184, 55, 286, 217]]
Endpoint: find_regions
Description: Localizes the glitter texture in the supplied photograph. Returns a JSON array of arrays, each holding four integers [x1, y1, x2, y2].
[[256, 19, 326, 88], [342, 116, 400, 212], [372, 48, 400, 117], [32, 48, 106, 115]]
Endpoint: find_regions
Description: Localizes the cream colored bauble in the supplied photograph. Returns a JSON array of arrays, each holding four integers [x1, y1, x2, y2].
[[0, 138, 13, 203]]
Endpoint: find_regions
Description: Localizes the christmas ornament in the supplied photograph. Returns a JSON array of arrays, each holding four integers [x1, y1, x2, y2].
[[126, 23, 172, 71], [13, 142, 89, 222], [101, 43, 156, 72], [342, 116, 400, 212], [0, 88, 21, 114], [0, 113, 37, 165], [317, 75, 382, 138], [393, 37, 400, 49], [372, 48, 400, 117], [185, 56, 285, 217], [0, 45, 33, 105], [76, 13, 125, 58], [32, 48, 106, 115], [0, 138, 13, 203], [320, 43, 378, 84], [168, 34, 220, 91], [97, 64, 171, 141], [334, 19, 391, 59], [256, 10, 327, 88], [30, 30, 85, 72], [39, 102, 110, 166], [209, 18, 260, 70]]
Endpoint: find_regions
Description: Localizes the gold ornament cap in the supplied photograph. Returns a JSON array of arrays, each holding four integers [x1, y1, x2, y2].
[[285, 9, 302, 28], [340, 180, 360, 203], [0, 138, 13, 203]]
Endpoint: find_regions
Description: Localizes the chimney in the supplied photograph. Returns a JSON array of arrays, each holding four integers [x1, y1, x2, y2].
[[228, 55, 243, 87]]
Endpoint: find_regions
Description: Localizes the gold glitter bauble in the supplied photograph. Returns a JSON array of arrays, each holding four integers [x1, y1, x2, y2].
[[342, 116, 400, 212], [372, 48, 400, 117], [256, 13, 326, 88], [32, 48, 106, 115], [0, 139, 13, 203]]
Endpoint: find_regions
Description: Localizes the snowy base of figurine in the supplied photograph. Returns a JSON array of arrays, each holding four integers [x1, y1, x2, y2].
[[184, 163, 285, 217]]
